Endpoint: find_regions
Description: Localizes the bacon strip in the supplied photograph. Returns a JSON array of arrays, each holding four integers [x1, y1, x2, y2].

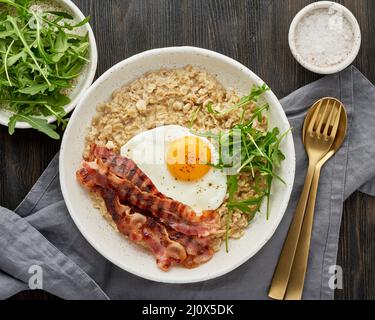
[[108, 197, 217, 268], [80, 160, 220, 237], [77, 170, 187, 271], [89, 144, 165, 197], [110, 199, 217, 269], [167, 229, 216, 268], [90, 145, 219, 231], [77, 144, 221, 270]]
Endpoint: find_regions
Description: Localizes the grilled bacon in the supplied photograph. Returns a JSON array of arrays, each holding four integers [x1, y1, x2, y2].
[[78, 172, 187, 271], [76, 144, 221, 270], [167, 229, 216, 268], [89, 144, 165, 198], [112, 199, 217, 269], [89, 145, 219, 230], [80, 160, 220, 237], [77, 168, 216, 270]]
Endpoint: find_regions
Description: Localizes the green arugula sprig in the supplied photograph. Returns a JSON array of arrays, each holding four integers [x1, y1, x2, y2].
[[206, 83, 269, 116], [0, 0, 90, 139], [191, 84, 290, 251]]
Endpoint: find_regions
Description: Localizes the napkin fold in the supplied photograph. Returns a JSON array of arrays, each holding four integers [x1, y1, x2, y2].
[[1, 66, 375, 300]]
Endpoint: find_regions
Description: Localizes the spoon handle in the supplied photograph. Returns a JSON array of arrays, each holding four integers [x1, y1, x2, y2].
[[268, 162, 316, 300], [284, 163, 322, 300]]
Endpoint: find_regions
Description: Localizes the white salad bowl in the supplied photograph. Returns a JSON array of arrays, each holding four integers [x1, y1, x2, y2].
[[0, 0, 98, 129], [60, 47, 296, 283]]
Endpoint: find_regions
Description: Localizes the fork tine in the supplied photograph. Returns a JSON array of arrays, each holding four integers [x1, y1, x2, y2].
[[316, 99, 330, 135], [307, 100, 323, 134], [329, 105, 342, 138], [323, 100, 337, 137]]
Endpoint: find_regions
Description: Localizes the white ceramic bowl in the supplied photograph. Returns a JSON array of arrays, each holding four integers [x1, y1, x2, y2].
[[60, 47, 296, 283], [0, 0, 98, 129], [289, 1, 361, 74]]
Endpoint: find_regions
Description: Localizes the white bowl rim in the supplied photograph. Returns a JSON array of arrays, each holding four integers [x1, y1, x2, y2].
[[60, 46, 296, 283], [0, 0, 98, 129], [288, 1, 361, 75]]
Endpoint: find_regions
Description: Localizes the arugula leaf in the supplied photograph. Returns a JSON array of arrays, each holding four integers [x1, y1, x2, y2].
[[190, 84, 270, 128], [43, 104, 68, 127], [6, 15, 51, 85], [221, 84, 269, 115], [271, 149, 286, 167], [6, 49, 27, 66], [8, 114, 17, 135], [206, 102, 219, 114], [189, 105, 202, 128], [12, 114, 60, 139], [4, 39, 14, 86], [0, 0, 90, 138], [71, 16, 91, 29], [0, 30, 14, 38], [46, 11, 74, 20], [15, 0, 32, 7], [227, 197, 263, 213], [45, 92, 71, 107], [198, 85, 290, 249], [18, 83, 50, 95], [227, 175, 238, 201]]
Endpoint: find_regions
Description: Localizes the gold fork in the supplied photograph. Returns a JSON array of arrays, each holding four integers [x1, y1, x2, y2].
[[268, 98, 343, 300], [284, 99, 347, 300]]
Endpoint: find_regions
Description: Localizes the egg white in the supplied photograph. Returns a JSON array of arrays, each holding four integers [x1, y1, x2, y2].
[[120, 125, 227, 213]]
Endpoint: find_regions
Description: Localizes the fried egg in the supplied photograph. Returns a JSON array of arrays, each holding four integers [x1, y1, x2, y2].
[[120, 125, 227, 213]]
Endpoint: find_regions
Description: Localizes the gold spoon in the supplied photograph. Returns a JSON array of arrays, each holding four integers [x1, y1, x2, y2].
[[269, 98, 344, 300], [284, 98, 348, 300]]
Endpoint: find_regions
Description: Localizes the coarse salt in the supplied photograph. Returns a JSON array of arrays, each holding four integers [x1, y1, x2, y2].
[[294, 7, 355, 68]]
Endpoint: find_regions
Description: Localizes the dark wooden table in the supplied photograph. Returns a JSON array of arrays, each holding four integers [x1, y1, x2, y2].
[[2, 0, 374, 300]]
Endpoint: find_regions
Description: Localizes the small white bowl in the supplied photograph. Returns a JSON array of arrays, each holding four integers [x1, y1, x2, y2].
[[0, 0, 98, 129], [289, 1, 361, 74], [60, 46, 296, 283]]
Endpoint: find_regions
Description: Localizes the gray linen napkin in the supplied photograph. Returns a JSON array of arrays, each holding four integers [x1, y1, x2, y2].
[[1, 66, 375, 300]]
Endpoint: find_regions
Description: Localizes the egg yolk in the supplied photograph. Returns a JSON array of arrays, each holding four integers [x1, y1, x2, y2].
[[166, 136, 212, 181]]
